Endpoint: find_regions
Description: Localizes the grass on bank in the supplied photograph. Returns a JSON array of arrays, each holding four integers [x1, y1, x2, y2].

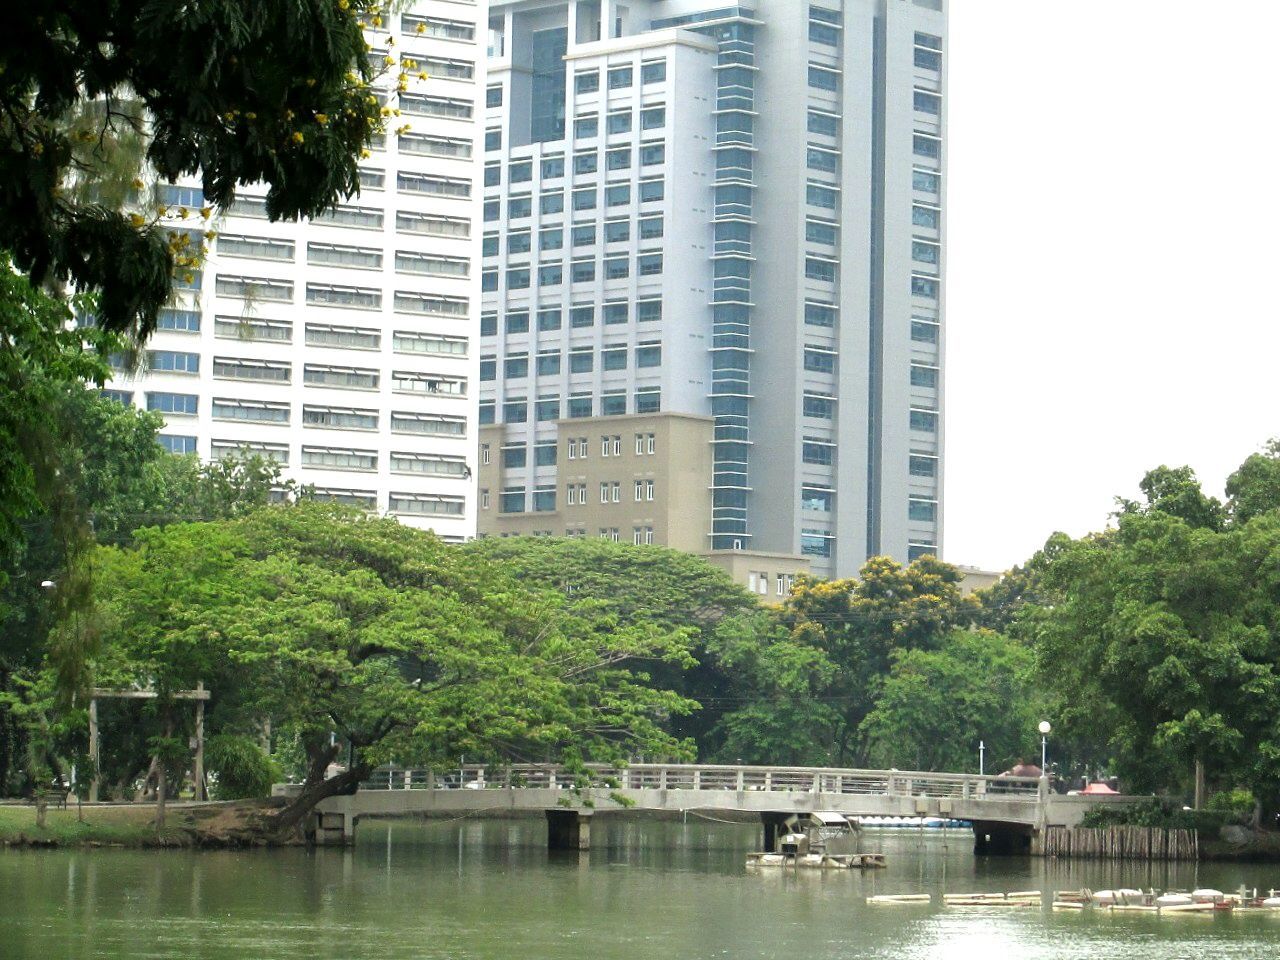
[[0, 802, 197, 846]]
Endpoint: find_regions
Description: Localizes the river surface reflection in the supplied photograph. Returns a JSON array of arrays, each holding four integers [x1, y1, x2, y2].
[[3, 819, 1280, 958]]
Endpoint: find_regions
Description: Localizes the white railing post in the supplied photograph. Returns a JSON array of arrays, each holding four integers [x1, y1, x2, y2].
[[736, 769, 745, 791], [764, 771, 773, 792], [693, 769, 701, 790], [835, 775, 843, 794], [659, 767, 668, 790]]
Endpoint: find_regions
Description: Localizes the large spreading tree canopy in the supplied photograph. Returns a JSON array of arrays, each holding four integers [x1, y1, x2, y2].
[[2, 0, 386, 338]]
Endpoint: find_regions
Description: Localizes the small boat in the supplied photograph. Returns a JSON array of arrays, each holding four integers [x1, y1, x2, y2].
[[867, 894, 931, 904], [1191, 888, 1226, 903], [747, 813, 884, 870], [943, 891, 1040, 907], [1156, 894, 1193, 907]]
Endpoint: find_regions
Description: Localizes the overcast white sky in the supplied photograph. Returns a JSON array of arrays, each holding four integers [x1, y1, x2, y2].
[[944, 1, 1280, 572]]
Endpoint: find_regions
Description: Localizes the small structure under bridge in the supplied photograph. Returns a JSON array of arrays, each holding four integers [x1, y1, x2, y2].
[[279, 763, 1143, 854]]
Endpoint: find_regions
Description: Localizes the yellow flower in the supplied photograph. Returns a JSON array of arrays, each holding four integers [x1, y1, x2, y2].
[[245, 111, 257, 120], [315, 113, 329, 124], [178, 207, 189, 218], [129, 213, 146, 228], [417, 72, 427, 81], [200, 206, 212, 219], [338, 0, 349, 9], [306, 78, 317, 87], [415, 23, 425, 34], [204, 230, 217, 240], [131, 178, 145, 190], [383, 55, 394, 65], [360, 148, 371, 158], [292, 131, 305, 144], [284, 109, 295, 121]]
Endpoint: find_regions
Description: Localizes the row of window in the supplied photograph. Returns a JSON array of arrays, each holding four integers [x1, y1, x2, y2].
[[232, 197, 473, 241], [159, 318, 468, 357], [479, 389, 660, 424], [485, 253, 664, 290], [484, 217, 664, 258], [481, 344, 661, 381], [159, 437, 469, 476], [484, 177, 664, 221], [570, 60, 667, 95], [216, 237, 471, 280], [481, 299, 662, 335], [124, 353, 469, 396], [492, 478, 657, 515], [485, 144, 667, 191], [205, 274, 470, 318]]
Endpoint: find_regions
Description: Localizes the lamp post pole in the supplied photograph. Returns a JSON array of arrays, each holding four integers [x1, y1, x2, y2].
[[979, 740, 985, 777], [1038, 720, 1052, 771]]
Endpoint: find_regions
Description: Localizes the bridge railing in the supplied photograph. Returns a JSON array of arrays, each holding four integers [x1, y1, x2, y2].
[[357, 763, 1042, 799]]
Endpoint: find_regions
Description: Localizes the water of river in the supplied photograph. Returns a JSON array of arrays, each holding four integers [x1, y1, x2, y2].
[[3, 819, 1280, 959]]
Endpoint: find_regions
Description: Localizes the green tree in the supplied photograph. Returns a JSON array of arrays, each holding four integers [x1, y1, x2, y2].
[[862, 629, 1038, 773], [90, 505, 697, 834], [2, 0, 385, 337], [1226, 439, 1280, 524]]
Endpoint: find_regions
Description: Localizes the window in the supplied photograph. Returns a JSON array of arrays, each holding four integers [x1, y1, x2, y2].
[[570, 259, 596, 283], [500, 488, 526, 514], [601, 435, 621, 458], [572, 223, 597, 246], [570, 305, 595, 328], [508, 196, 532, 219], [911, 365, 939, 389], [159, 184, 203, 208], [398, 133, 473, 160], [803, 440, 834, 465], [214, 316, 291, 342], [501, 444, 528, 469], [503, 399, 528, 423], [640, 143, 665, 166], [912, 240, 940, 265], [805, 257, 836, 283], [485, 129, 501, 152], [808, 65, 839, 91], [389, 493, 466, 518], [804, 348, 835, 374], [603, 301, 628, 325], [400, 93, 474, 122], [605, 184, 631, 207], [507, 267, 530, 290], [394, 292, 469, 319], [156, 309, 200, 332], [807, 147, 838, 173], [567, 395, 592, 418], [537, 308, 562, 332], [309, 243, 383, 270], [634, 388, 660, 413], [912, 205, 940, 229], [304, 364, 378, 390], [528, 394, 557, 421], [540, 226, 564, 250], [806, 220, 838, 246], [505, 355, 529, 379], [642, 61, 666, 84], [804, 392, 835, 419], [539, 192, 565, 216], [158, 435, 197, 455], [637, 253, 663, 277], [211, 440, 289, 464], [604, 220, 630, 244], [479, 401, 494, 425], [486, 85, 503, 108], [636, 344, 662, 367], [302, 446, 377, 471], [913, 135, 941, 160], [508, 232, 532, 256], [641, 107, 665, 130], [807, 183, 838, 209], [402, 14, 475, 41], [312, 488, 377, 509], [538, 264, 563, 287], [601, 392, 626, 415], [569, 350, 594, 374], [218, 234, 295, 262], [910, 409, 938, 433], [216, 276, 294, 302], [574, 151, 599, 174], [602, 347, 627, 371], [535, 443, 557, 467], [483, 200, 500, 223], [482, 270, 498, 292], [510, 161, 533, 183], [575, 70, 600, 94], [608, 66, 633, 89], [915, 47, 942, 71], [801, 529, 832, 558], [306, 406, 379, 431], [637, 299, 662, 323], [148, 350, 200, 374], [542, 156, 565, 179], [397, 172, 472, 198], [306, 323, 380, 350], [910, 455, 938, 478], [532, 487, 556, 512], [914, 90, 941, 115], [808, 111, 839, 137], [639, 216, 663, 240], [607, 111, 632, 135], [912, 320, 939, 344], [909, 498, 938, 523], [604, 257, 629, 280], [306, 283, 381, 309], [101, 390, 133, 405], [396, 212, 472, 239], [314, 205, 384, 230], [572, 188, 597, 211], [912, 276, 940, 299], [606, 148, 631, 171], [802, 486, 833, 512], [146, 392, 198, 415], [805, 302, 836, 327], [639, 179, 664, 203], [480, 444, 491, 467], [913, 169, 940, 194], [574, 116, 598, 139]]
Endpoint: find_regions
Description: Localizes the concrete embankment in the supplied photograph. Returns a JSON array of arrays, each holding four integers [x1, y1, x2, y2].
[[0, 798, 296, 849]]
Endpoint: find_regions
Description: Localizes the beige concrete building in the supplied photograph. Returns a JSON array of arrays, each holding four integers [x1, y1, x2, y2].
[[702, 551, 811, 606]]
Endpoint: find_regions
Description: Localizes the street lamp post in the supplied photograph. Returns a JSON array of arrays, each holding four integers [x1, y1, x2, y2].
[[1038, 720, 1052, 771]]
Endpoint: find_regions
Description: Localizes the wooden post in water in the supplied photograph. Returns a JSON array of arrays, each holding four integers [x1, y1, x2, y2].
[[1194, 759, 1206, 809]]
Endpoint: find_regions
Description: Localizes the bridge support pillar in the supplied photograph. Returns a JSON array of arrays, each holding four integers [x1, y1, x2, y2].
[[310, 811, 356, 846], [546, 809, 592, 851], [760, 813, 791, 854], [971, 821, 1032, 856]]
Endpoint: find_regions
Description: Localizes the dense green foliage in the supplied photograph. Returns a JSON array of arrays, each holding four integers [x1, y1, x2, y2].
[[1, 0, 385, 337]]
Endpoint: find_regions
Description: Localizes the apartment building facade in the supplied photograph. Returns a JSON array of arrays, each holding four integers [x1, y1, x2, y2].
[[477, 0, 947, 577], [102, 0, 485, 541]]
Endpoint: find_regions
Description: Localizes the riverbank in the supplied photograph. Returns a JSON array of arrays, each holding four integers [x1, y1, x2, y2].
[[0, 799, 294, 848]]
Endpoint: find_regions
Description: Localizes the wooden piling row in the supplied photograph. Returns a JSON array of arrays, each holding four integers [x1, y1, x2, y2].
[[1040, 826, 1198, 861]]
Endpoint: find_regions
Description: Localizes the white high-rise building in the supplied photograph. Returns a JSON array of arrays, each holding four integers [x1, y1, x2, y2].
[[477, 0, 946, 578], [104, 1, 485, 542]]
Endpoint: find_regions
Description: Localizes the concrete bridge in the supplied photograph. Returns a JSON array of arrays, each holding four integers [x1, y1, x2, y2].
[[300, 763, 1141, 854]]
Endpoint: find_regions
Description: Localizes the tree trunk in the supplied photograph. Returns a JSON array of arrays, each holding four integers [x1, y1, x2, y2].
[[269, 741, 371, 838], [155, 714, 174, 832]]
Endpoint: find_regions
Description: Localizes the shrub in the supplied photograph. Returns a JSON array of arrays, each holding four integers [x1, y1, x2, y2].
[[1206, 789, 1255, 825], [204, 735, 280, 800]]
